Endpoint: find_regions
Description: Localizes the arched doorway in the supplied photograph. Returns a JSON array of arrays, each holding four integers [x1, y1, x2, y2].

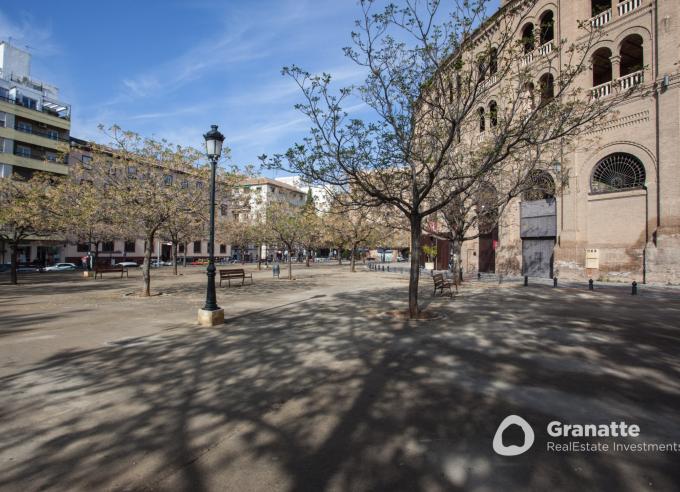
[[521, 171, 557, 278]]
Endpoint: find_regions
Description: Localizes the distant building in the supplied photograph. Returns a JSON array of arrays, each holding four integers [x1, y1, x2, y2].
[[0, 41, 72, 266], [274, 176, 332, 211]]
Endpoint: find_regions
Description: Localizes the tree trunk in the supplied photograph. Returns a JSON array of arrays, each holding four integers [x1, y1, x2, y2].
[[452, 237, 463, 285], [350, 244, 356, 272], [182, 243, 187, 267], [337, 247, 342, 265], [10, 241, 18, 285], [258, 243, 263, 270], [408, 216, 422, 319], [142, 233, 154, 297], [306, 249, 311, 267], [172, 242, 178, 275]]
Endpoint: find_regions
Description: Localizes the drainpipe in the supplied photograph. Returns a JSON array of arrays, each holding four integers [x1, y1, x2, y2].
[[654, 0, 660, 229], [643, 185, 648, 284]]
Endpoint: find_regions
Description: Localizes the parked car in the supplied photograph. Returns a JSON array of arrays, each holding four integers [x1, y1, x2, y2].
[[190, 259, 209, 266], [43, 263, 77, 272], [16, 266, 39, 273], [115, 261, 139, 268]]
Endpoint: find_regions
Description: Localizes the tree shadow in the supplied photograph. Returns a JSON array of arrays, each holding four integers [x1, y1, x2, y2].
[[0, 284, 679, 491]]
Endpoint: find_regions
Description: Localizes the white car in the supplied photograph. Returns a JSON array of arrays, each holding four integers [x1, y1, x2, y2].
[[116, 261, 139, 268], [44, 263, 77, 272]]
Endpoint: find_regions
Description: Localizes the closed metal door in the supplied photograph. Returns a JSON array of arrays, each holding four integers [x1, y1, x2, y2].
[[522, 239, 554, 278]]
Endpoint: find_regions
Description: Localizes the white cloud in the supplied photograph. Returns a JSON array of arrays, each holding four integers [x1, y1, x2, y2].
[[0, 10, 59, 56]]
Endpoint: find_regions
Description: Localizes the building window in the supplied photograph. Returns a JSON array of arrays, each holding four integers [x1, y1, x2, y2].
[[521, 23, 535, 53], [45, 151, 57, 162], [489, 47, 498, 75], [196, 181, 204, 189], [47, 129, 60, 140], [523, 171, 556, 201], [0, 137, 5, 153], [181, 180, 189, 189], [220, 244, 227, 254], [194, 240, 202, 253], [592, 0, 611, 17], [77, 243, 89, 252], [124, 241, 136, 253], [539, 11, 554, 45], [16, 145, 31, 158], [539, 73, 555, 106], [0, 87, 8, 100], [179, 243, 185, 253], [489, 101, 498, 127], [620, 34, 644, 77], [478, 107, 486, 133], [592, 47, 612, 87], [102, 241, 114, 253], [20, 96, 37, 109], [127, 166, 137, 175], [81, 155, 92, 168], [0, 111, 5, 127], [163, 175, 173, 186], [591, 153, 646, 193], [220, 204, 228, 216], [17, 121, 32, 133]]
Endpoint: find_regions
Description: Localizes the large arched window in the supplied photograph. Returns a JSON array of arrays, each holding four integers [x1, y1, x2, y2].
[[540, 11, 555, 44], [620, 34, 644, 76], [592, 47, 613, 86], [489, 101, 498, 127], [523, 170, 555, 201], [479, 107, 486, 133], [539, 73, 555, 106], [592, 0, 611, 17], [489, 47, 498, 75], [591, 153, 646, 193], [522, 24, 535, 53]]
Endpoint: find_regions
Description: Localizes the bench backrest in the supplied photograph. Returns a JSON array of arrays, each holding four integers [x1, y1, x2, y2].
[[433, 273, 445, 286], [219, 269, 245, 276]]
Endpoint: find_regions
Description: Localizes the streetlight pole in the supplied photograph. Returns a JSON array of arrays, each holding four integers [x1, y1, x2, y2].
[[197, 124, 225, 326]]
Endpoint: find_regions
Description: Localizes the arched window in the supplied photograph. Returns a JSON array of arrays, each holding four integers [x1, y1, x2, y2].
[[539, 73, 555, 106], [591, 153, 646, 193], [522, 24, 535, 53], [478, 60, 487, 82], [479, 107, 486, 133], [540, 11, 554, 44], [524, 81, 536, 110], [489, 101, 498, 127], [592, 0, 611, 17], [620, 34, 644, 76], [523, 170, 556, 201], [592, 47, 613, 86], [489, 47, 498, 75]]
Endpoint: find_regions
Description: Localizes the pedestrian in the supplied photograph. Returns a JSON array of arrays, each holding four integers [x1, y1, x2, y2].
[[81, 256, 88, 270]]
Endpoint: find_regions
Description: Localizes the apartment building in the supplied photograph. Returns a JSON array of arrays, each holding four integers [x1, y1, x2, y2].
[[451, 0, 679, 283], [0, 41, 72, 265]]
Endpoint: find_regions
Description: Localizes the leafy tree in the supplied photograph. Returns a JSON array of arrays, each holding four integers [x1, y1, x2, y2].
[[0, 174, 62, 284], [264, 0, 632, 318], [264, 202, 306, 279]]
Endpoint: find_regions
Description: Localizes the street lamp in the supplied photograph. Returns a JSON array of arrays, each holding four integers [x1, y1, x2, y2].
[[197, 124, 225, 326]]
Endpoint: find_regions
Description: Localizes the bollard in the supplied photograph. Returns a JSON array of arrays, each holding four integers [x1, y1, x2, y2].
[[524, 275, 528, 287], [273, 262, 280, 278], [477, 272, 481, 280], [632, 281, 638, 295], [588, 279, 594, 291], [382, 265, 385, 272], [553, 277, 558, 288], [387, 265, 390, 272]]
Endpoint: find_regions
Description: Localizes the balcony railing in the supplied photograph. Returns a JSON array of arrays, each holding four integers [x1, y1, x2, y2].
[[619, 70, 644, 90], [618, 0, 642, 17], [538, 41, 553, 56], [0, 94, 71, 120], [591, 81, 612, 99], [590, 9, 612, 28], [480, 73, 497, 90], [521, 51, 534, 67], [14, 124, 69, 142], [591, 70, 644, 98]]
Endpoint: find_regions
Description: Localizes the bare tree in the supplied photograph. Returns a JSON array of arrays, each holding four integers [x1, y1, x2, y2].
[[264, 0, 634, 318]]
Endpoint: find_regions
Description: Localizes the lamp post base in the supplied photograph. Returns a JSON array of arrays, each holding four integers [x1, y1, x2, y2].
[[197, 308, 224, 327]]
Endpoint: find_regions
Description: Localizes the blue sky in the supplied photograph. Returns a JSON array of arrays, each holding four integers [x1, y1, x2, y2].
[[0, 0, 499, 174]]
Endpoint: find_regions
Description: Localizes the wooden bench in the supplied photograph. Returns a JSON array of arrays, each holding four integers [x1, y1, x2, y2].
[[94, 266, 128, 279], [219, 268, 253, 287], [432, 273, 456, 298]]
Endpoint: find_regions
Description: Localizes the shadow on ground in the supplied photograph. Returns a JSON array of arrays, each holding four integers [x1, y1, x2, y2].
[[1, 283, 679, 491]]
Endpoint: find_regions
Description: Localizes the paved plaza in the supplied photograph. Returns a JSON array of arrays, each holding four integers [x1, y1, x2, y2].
[[1, 265, 680, 491]]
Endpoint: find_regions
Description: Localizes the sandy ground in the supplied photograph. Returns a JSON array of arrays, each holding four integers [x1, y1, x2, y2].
[[1, 264, 679, 491]]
